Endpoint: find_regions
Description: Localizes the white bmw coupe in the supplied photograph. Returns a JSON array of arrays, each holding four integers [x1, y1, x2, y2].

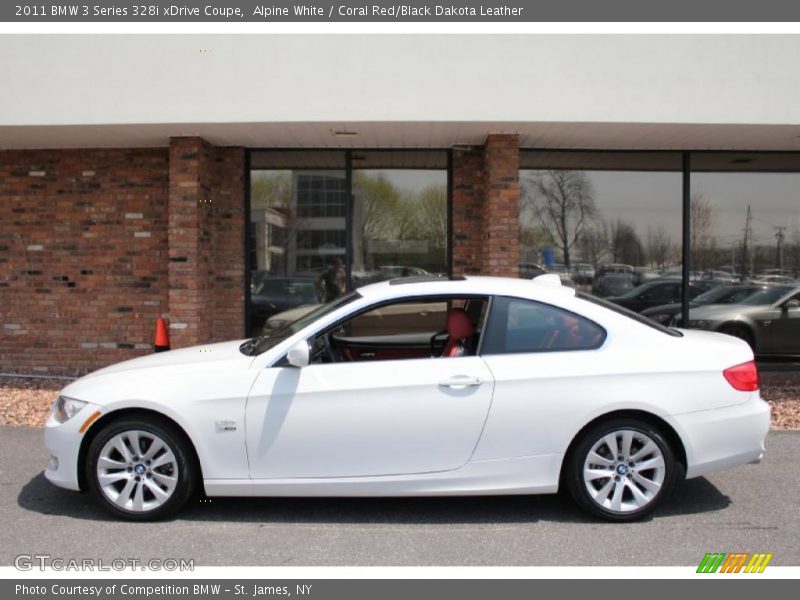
[[44, 275, 770, 521]]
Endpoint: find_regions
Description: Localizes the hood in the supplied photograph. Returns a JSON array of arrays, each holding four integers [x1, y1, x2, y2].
[[66, 339, 253, 384], [58, 339, 259, 408]]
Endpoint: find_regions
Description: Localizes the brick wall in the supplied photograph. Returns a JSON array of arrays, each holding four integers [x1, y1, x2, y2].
[[0, 140, 245, 376], [481, 134, 520, 277], [168, 138, 214, 348], [210, 147, 246, 343], [167, 138, 246, 348], [451, 134, 520, 278], [1, 135, 517, 376], [451, 148, 484, 276], [0, 148, 170, 375]]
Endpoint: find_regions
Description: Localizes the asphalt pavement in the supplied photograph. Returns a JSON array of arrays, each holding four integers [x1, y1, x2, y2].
[[1, 426, 798, 566]]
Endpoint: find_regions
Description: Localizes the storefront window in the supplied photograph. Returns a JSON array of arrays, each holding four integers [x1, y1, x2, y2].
[[247, 150, 449, 335], [519, 152, 683, 299], [685, 153, 800, 354], [352, 158, 448, 287], [248, 151, 347, 334]]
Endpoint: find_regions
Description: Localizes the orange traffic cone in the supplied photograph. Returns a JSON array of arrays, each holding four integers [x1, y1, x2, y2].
[[154, 317, 170, 352]]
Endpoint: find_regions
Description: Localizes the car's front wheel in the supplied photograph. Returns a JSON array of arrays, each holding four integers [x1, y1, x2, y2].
[[85, 415, 197, 520], [565, 419, 679, 521]]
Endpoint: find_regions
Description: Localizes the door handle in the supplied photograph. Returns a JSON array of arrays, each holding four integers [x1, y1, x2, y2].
[[438, 375, 483, 389]]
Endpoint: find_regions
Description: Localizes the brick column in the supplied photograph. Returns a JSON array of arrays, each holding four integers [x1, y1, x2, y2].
[[168, 138, 246, 348], [451, 134, 520, 278], [451, 148, 484, 276], [481, 134, 520, 277], [168, 137, 213, 348], [210, 147, 246, 342]]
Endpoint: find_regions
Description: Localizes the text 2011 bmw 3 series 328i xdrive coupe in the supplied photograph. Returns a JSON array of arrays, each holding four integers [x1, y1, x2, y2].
[[44, 275, 770, 521]]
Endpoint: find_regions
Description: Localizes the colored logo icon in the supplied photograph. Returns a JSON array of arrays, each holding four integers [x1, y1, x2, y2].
[[697, 552, 773, 573]]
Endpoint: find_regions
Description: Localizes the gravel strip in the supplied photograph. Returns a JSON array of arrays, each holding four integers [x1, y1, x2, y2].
[[1, 375, 799, 429]]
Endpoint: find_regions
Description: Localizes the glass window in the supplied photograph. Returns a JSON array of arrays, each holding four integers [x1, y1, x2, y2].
[[482, 296, 606, 354], [688, 153, 800, 353], [248, 151, 347, 335], [352, 151, 448, 288], [310, 296, 488, 363], [519, 152, 682, 300]]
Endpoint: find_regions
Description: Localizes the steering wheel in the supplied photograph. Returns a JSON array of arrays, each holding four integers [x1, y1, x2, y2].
[[309, 333, 341, 363], [430, 329, 449, 356], [321, 333, 341, 363]]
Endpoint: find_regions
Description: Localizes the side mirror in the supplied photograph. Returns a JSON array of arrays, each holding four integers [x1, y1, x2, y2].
[[783, 299, 800, 312], [286, 339, 310, 368]]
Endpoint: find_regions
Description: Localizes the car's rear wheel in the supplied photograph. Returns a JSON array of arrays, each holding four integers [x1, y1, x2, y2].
[[86, 415, 196, 520], [565, 419, 678, 522]]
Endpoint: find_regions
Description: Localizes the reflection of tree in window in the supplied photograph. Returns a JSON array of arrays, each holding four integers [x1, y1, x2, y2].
[[521, 170, 597, 269], [352, 171, 447, 274]]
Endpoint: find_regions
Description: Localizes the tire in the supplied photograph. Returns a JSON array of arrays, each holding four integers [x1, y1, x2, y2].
[[719, 324, 755, 351], [565, 418, 679, 522], [85, 415, 197, 521]]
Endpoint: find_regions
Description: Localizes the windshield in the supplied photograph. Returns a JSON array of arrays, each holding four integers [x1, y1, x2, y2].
[[618, 281, 652, 298], [740, 285, 795, 306], [693, 285, 754, 305], [241, 292, 361, 356]]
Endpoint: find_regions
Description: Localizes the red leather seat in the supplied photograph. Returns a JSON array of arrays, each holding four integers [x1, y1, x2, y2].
[[442, 308, 473, 357]]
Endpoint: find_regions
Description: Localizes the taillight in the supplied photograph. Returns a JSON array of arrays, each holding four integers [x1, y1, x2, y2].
[[723, 360, 760, 391]]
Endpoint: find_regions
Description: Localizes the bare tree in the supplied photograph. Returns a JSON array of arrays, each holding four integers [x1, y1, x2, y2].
[[646, 224, 676, 270], [691, 193, 716, 271], [522, 170, 597, 269], [576, 220, 611, 268], [610, 219, 645, 266]]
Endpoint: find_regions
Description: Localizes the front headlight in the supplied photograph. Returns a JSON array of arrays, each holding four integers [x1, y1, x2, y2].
[[52, 396, 88, 424]]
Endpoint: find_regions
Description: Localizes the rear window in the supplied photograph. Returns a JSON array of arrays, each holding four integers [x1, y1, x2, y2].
[[481, 297, 606, 354], [578, 292, 683, 337]]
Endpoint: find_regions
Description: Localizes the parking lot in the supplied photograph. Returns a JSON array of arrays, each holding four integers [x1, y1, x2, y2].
[[1, 426, 798, 566]]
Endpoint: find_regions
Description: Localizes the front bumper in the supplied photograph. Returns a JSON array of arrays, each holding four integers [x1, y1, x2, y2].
[[43, 403, 102, 491], [674, 393, 771, 479]]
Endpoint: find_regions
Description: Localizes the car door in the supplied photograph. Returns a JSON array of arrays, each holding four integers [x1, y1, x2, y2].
[[244, 298, 495, 479], [472, 296, 608, 460], [762, 291, 800, 354]]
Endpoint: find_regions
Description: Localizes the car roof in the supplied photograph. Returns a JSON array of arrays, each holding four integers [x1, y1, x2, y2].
[[355, 275, 576, 304]]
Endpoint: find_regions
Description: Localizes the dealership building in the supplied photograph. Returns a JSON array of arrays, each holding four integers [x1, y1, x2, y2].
[[2, 34, 800, 375]]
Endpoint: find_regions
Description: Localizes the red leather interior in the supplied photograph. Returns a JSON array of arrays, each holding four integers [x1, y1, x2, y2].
[[442, 308, 473, 357]]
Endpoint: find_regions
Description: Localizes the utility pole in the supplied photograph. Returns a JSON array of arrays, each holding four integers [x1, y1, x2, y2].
[[741, 205, 752, 278], [775, 226, 786, 270]]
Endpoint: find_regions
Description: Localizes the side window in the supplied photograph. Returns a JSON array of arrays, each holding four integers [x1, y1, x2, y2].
[[309, 296, 490, 364], [345, 301, 448, 337], [481, 297, 606, 355], [648, 284, 676, 303]]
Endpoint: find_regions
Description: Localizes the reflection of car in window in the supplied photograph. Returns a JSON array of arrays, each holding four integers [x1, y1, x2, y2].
[[249, 276, 318, 325]]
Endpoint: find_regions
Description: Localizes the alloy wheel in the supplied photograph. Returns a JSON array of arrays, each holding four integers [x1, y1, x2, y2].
[[582, 429, 666, 514], [96, 429, 179, 513]]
